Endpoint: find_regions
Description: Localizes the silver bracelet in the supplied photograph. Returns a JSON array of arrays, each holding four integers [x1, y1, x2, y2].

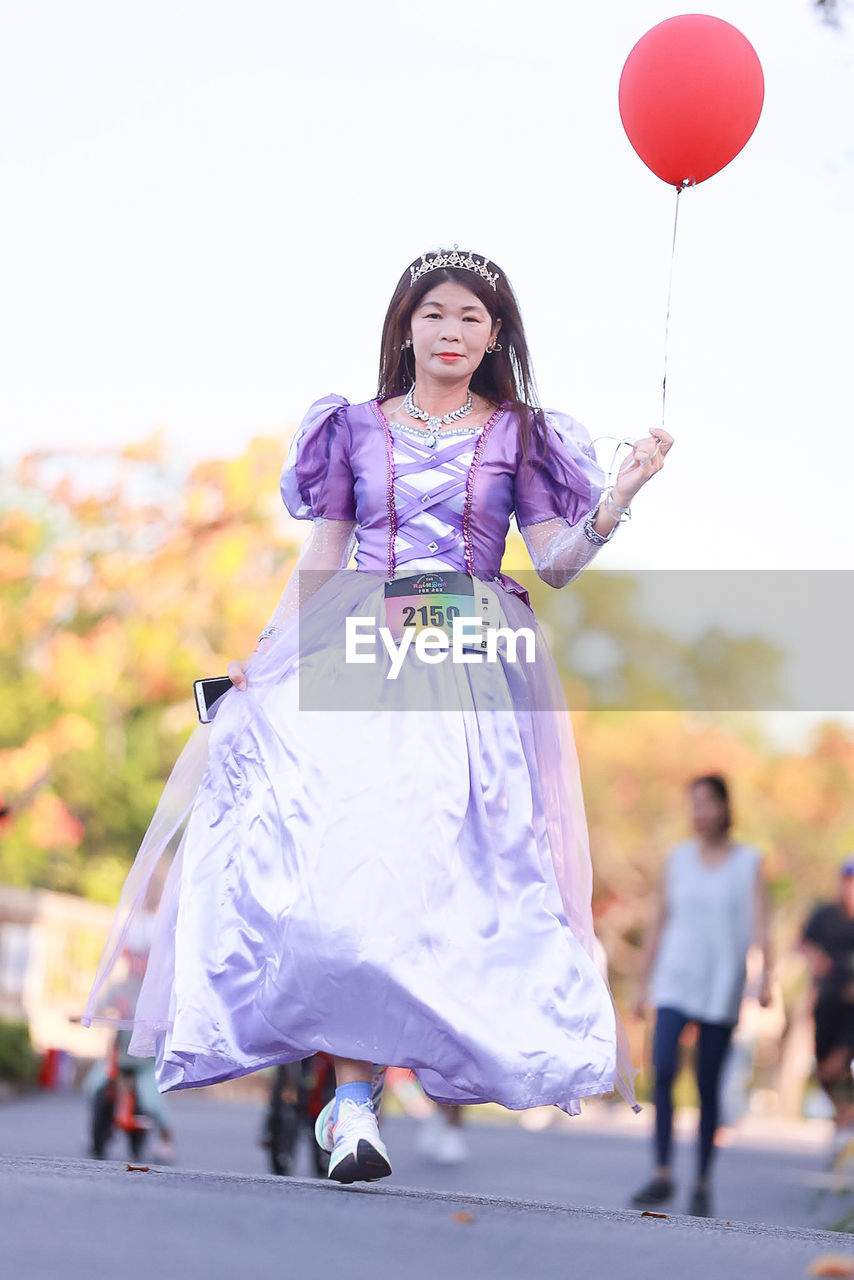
[[603, 487, 632, 522], [257, 625, 281, 644], [582, 509, 618, 545]]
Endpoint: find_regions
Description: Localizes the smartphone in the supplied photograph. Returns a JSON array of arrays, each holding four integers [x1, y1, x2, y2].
[[193, 676, 235, 723]]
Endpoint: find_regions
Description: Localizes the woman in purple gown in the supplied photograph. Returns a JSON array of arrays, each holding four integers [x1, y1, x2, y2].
[[84, 247, 673, 1184]]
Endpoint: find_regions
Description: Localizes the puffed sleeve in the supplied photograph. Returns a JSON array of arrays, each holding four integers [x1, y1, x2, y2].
[[280, 394, 357, 521], [512, 409, 605, 527], [514, 411, 615, 589]]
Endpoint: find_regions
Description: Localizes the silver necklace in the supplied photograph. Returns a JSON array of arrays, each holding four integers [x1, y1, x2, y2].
[[403, 384, 473, 447]]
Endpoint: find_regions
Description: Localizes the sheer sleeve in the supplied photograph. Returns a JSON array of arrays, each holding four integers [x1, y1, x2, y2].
[[515, 409, 618, 589], [255, 517, 358, 646], [518, 516, 614, 589]]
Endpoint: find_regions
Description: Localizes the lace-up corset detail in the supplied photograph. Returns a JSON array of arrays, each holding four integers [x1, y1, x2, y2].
[[385, 421, 482, 573]]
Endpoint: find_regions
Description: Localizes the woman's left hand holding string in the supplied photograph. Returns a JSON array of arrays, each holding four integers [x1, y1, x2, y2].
[[611, 427, 674, 508]]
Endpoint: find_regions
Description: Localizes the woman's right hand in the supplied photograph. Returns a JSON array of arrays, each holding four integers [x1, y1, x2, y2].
[[227, 660, 249, 691]]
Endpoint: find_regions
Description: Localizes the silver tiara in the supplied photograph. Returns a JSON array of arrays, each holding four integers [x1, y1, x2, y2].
[[409, 246, 499, 291]]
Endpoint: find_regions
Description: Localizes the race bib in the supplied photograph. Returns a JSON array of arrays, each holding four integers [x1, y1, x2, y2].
[[383, 571, 494, 652]]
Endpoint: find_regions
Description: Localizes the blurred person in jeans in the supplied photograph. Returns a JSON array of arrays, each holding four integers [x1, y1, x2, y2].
[[629, 774, 772, 1218]]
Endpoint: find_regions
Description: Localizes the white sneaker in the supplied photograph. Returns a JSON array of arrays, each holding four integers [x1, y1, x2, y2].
[[327, 1098, 392, 1184], [416, 1111, 468, 1164], [432, 1123, 468, 1165], [150, 1136, 176, 1165], [416, 1109, 445, 1159], [315, 1099, 336, 1154], [315, 1067, 387, 1155]]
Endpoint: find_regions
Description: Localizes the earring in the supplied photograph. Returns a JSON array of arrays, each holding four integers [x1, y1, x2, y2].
[[486, 340, 502, 354], [401, 337, 412, 350]]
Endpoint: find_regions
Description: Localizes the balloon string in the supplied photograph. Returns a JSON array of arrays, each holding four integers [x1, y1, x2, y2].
[[661, 182, 688, 430]]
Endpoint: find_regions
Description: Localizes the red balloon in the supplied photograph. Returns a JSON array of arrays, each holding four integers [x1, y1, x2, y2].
[[619, 14, 764, 188]]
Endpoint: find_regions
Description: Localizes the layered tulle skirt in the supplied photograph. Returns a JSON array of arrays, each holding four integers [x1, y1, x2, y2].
[[83, 568, 638, 1115]]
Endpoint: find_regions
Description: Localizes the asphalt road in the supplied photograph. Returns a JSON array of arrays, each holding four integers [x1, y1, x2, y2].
[[3, 1090, 854, 1279]]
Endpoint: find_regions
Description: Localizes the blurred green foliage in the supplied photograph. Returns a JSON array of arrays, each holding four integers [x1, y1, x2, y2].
[[0, 1018, 38, 1084]]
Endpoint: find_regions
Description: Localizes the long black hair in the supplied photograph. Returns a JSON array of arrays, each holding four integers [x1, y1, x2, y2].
[[376, 250, 548, 462]]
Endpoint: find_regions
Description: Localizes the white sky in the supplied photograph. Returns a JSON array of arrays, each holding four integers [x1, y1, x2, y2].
[[2, 0, 852, 563], [1, 1, 852, 745]]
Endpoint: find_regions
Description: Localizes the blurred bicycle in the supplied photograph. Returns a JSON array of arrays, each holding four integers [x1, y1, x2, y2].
[[87, 1028, 155, 1162], [261, 1054, 336, 1177]]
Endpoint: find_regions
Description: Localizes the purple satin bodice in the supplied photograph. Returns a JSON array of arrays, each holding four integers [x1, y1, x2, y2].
[[280, 394, 606, 609]]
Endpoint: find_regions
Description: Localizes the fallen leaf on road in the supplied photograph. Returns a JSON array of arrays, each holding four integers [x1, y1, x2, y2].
[[808, 1257, 854, 1277], [452, 1212, 475, 1225], [125, 1164, 150, 1173], [640, 1211, 668, 1219]]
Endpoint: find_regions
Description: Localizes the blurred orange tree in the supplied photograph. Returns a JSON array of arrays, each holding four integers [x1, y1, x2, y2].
[[0, 435, 305, 901]]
